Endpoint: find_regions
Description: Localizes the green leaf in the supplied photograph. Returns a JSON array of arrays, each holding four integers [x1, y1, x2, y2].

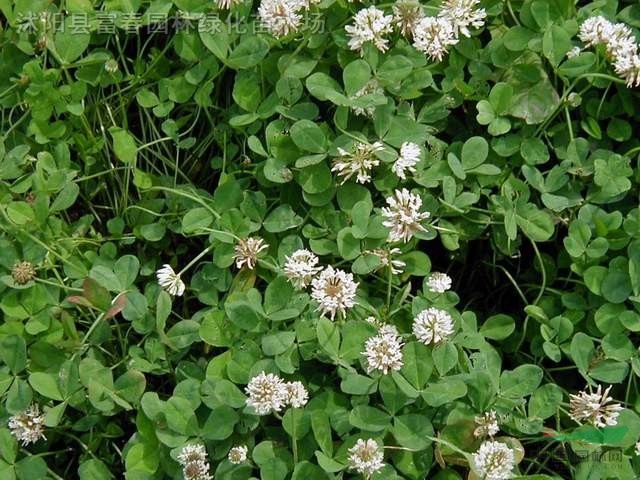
[[349, 405, 390, 432], [516, 204, 554, 241], [264, 205, 303, 232], [290, 120, 327, 153], [0, 336, 26, 375], [109, 127, 138, 164], [28, 372, 63, 401], [53, 16, 90, 63], [480, 314, 515, 340], [311, 409, 333, 456], [316, 317, 340, 358], [542, 25, 571, 66], [78, 459, 115, 480], [500, 365, 543, 398], [182, 207, 213, 233], [461, 136, 489, 170], [399, 342, 433, 390], [228, 36, 269, 69]]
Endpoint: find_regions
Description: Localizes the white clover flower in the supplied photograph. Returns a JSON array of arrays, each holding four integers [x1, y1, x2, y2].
[[346, 6, 394, 54], [392, 141, 421, 180], [603, 23, 637, 59], [474, 410, 500, 438], [332, 141, 383, 184], [636, 440, 640, 456], [472, 440, 516, 480], [578, 16, 612, 47], [178, 444, 212, 480], [392, 1, 424, 38], [412, 307, 455, 345], [104, 59, 119, 73], [311, 266, 359, 320], [283, 381, 309, 408], [178, 444, 208, 465], [8, 404, 46, 446], [284, 249, 322, 289], [218, 0, 242, 9], [350, 79, 384, 117], [365, 316, 384, 328], [182, 461, 212, 480], [364, 248, 406, 275], [363, 326, 404, 374], [569, 384, 623, 428], [228, 445, 248, 464], [157, 264, 186, 296], [348, 439, 385, 477], [438, 0, 486, 38], [427, 272, 452, 293], [566, 46, 582, 59], [381, 188, 430, 243], [245, 372, 287, 415], [258, 0, 304, 38], [412, 16, 458, 61], [614, 52, 640, 87], [234, 237, 269, 270]]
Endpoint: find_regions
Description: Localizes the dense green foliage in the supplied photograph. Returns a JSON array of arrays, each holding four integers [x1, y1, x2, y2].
[[1, 0, 640, 479]]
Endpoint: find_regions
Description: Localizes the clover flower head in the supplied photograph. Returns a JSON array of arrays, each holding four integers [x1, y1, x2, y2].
[[381, 188, 430, 243], [157, 264, 186, 296], [412, 307, 454, 345], [412, 16, 458, 61], [438, 0, 486, 38], [234, 237, 269, 270], [472, 440, 516, 480], [569, 384, 623, 427], [258, 0, 305, 38], [228, 445, 248, 464], [363, 325, 404, 374], [365, 248, 406, 274], [11, 261, 36, 285], [427, 272, 452, 293], [474, 410, 500, 438], [283, 381, 309, 408], [284, 249, 322, 288], [8, 404, 46, 446], [245, 372, 287, 415], [348, 439, 385, 477], [311, 266, 359, 319], [392, 141, 421, 180], [332, 141, 383, 184], [346, 6, 394, 54], [392, 1, 424, 38], [350, 79, 384, 117]]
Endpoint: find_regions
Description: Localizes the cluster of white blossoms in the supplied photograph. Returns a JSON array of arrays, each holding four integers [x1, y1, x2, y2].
[[347, 0, 485, 59], [8, 404, 46, 446], [156, 264, 186, 296], [311, 266, 359, 320], [569, 384, 623, 427], [350, 79, 385, 117], [284, 249, 323, 289], [381, 188, 430, 243], [258, 0, 319, 38], [245, 372, 309, 415], [364, 248, 406, 274], [332, 141, 383, 184], [363, 324, 404, 374], [413, 0, 486, 61], [178, 444, 212, 480], [345, 6, 394, 54], [412, 307, 455, 345], [472, 440, 516, 480], [578, 16, 640, 87], [474, 410, 500, 438], [392, 141, 421, 180], [348, 438, 385, 477], [228, 445, 248, 464], [427, 272, 452, 293], [234, 237, 269, 270]]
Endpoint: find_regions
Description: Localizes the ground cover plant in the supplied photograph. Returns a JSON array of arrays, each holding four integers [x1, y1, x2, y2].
[[1, 0, 640, 479]]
